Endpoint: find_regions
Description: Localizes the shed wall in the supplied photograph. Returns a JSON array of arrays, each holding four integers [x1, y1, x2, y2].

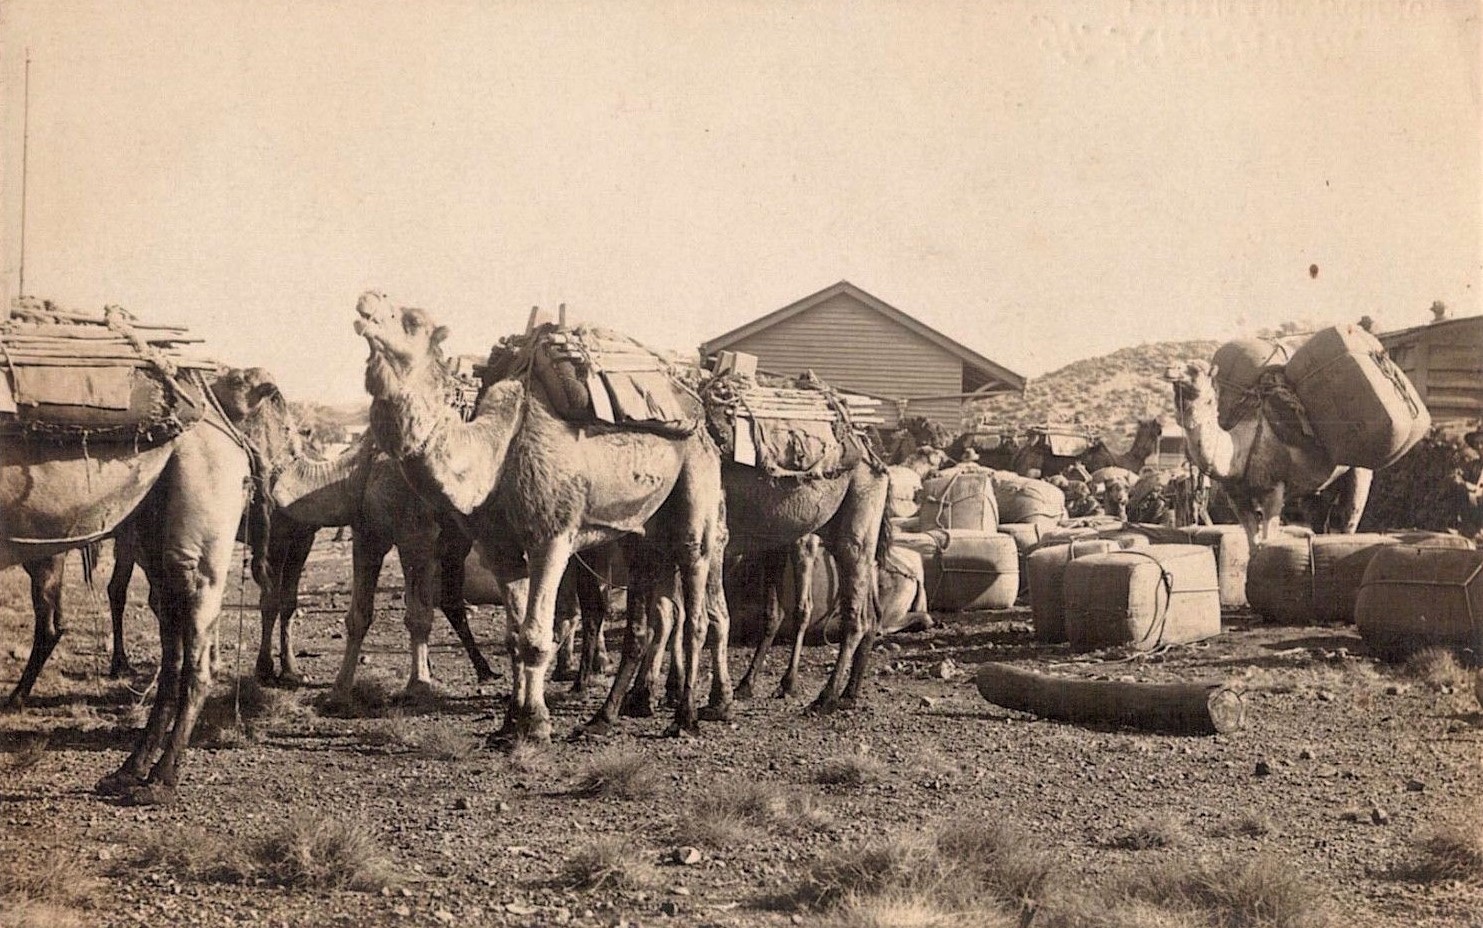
[[1381, 317, 1483, 428]]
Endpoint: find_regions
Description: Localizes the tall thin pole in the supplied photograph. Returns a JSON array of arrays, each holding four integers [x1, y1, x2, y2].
[[18, 48, 31, 297]]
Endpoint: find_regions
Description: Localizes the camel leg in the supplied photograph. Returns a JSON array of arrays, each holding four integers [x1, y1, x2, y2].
[[329, 533, 390, 701], [699, 548, 734, 723], [1339, 468, 1373, 534], [667, 530, 713, 739], [100, 602, 180, 796], [272, 523, 317, 686], [735, 548, 786, 700], [6, 556, 67, 708], [1257, 485, 1285, 547], [510, 536, 574, 744], [435, 530, 498, 684], [552, 567, 581, 684], [398, 548, 438, 698], [810, 470, 888, 714], [623, 573, 676, 719], [494, 574, 529, 740], [573, 560, 610, 690], [776, 538, 819, 700], [108, 533, 137, 678], [584, 548, 658, 737]]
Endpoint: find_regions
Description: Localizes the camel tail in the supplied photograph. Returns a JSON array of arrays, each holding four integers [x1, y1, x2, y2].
[[875, 509, 894, 569], [80, 541, 103, 591]]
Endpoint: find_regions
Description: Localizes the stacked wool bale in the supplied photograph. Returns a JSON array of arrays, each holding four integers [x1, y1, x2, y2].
[[1357, 545, 1483, 660], [1177, 525, 1250, 609], [900, 464, 1019, 611], [1062, 545, 1223, 651]]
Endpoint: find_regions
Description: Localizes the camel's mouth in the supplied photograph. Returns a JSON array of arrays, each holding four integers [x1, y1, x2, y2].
[[354, 291, 394, 350]]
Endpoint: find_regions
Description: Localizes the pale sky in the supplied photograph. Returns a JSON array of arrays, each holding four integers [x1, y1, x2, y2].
[[2, 0, 1479, 405]]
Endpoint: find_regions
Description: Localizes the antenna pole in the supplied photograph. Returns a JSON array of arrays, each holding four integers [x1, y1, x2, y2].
[[18, 48, 31, 298]]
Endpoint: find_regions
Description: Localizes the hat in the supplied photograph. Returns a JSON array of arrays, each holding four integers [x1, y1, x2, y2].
[[1465, 427, 1483, 451]]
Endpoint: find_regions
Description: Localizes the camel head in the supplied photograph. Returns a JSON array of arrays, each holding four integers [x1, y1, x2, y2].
[[355, 291, 451, 400], [1164, 360, 1219, 425]]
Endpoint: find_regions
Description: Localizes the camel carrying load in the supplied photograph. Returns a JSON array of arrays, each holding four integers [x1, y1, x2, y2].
[[698, 360, 886, 479]]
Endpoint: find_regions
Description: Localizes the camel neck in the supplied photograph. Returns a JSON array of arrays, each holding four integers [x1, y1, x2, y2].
[[1178, 400, 1243, 479]]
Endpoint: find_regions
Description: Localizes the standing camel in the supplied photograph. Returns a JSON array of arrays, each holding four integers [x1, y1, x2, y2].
[[1079, 418, 1164, 473], [1164, 360, 1372, 547], [2, 365, 300, 803], [354, 291, 726, 742]]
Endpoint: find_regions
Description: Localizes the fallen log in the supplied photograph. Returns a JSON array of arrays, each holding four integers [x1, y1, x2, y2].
[[974, 663, 1247, 735]]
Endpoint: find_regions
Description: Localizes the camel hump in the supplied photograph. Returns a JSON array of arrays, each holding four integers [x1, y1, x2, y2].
[[2, 300, 215, 446]]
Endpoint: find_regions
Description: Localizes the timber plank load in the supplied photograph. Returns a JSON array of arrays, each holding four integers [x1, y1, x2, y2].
[[1, 297, 218, 445]]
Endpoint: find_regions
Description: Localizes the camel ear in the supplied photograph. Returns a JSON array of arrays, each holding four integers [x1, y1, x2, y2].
[[247, 381, 281, 412], [432, 325, 450, 347], [1208, 363, 1220, 383]]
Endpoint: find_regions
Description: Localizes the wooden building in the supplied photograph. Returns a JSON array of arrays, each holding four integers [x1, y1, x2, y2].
[[700, 281, 1024, 430], [1378, 313, 1483, 431]]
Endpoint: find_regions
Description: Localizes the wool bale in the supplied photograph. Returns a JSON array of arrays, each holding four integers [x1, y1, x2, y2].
[[1037, 526, 1101, 547], [998, 522, 1046, 599], [886, 466, 923, 520], [1097, 530, 1152, 550], [1027, 538, 1124, 643], [993, 472, 1066, 525], [1211, 336, 1306, 430], [1389, 531, 1476, 550], [1063, 545, 1222, 651], [899, 529, 1019, 612], [1283, 324, 1430, 469], [1356, 546, 1483, 660], [920, 464, 999, 531], [1246, 533, 1400, 624], [1178, 525, 1251, 608], [1125, 523, 1188, 545]]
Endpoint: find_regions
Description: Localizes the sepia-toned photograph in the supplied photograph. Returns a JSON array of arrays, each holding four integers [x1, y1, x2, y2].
[[1, 2, 1480, 925]]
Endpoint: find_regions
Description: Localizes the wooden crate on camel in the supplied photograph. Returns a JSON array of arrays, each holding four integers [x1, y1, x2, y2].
[[896, 528, 1020, 612], [2, 299, 222, 548], [1062, 545, 1222, 652], [1356, 546, 1483, 660]]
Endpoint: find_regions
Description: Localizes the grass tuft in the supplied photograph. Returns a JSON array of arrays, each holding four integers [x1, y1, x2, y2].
[[822, 893, 1014, 928], [1110, 814, 1189, 850], [569, 748, 659, 799], [935, 821, 1056, 904], [134, 827, 255, 883], [5, 733, 49, 772], [785, 836, 947, 911], [253, 816, 400, 891], [1403, 647, 1471, 689], [1111, 855, 1333, 928], [506, 739, 551, 776], [413, 724, 478, 761], [556, 837, 657, 891], [193, 676, 302, 745], [816, 752, 889, 788], [0, 845, 103, 911], [1408, 810, 1483, 883]]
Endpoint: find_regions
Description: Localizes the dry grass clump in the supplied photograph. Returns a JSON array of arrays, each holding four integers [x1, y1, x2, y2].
[[1213, 813, 1276, 839], [1110, 813, 1189, 850], [133, 817, 399, 892], [193, 676, 303, 745], [4, 733, 50, 772], [786, 836, 948, 911], [316, 671, 401, 717], [1085, 855, 1334, 928], [1403, 647, 1472, 689], [361, 712, 417, 750], [0, 898, 91, 928], [555, 837, 658, 891], [935, 822, 1055, 904], [568, 748, 659, 799], [0, 846, 103, 915], [676, 780, 833, 847], [506, 739, 552, 776], [412, 723, 478, 761], [816, 752, 889, 787], [253, 815, 400, 891], [1407, 810, 1483, 883], [822, 893, 1016, 928]]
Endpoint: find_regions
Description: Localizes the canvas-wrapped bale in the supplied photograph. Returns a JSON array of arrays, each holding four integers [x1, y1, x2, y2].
[[1283, 323, 1430, 469], [897, 529, 1019, 612], [725, 540, 931, 644], [1178, 525, 1251, 609], [1245, 533, 1400, 624], [885, 465, 923, 520], [1211, 336, 1307, 430], [919, 464, 999, 531], [1356, 545, 1483, 661], [1388, 531, 1476, 550], [993, 472, 1066, 525], [1028, 537, 1128, 643], [1125, 523, 1189, 545], [1062, 545, 1222, 652], [1036, 525, 1100, 547]]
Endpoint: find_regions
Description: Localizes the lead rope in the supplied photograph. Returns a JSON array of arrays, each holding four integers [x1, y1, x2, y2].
[[234, 491, 251, 729]]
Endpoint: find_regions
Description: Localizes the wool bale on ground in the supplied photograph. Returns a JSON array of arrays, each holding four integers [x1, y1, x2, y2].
[[993, 471, 1066, 525], [919, 464, 998, 531], [1246, 533, 1400, 624], [1178, 525, 1251, 609], [1027, 538, 1127, 643], [1062, 544, 1222, 652], [1283, 323, 1430, 469], [1356, 545, 1483, 661], [896, 529, 1019, 612]]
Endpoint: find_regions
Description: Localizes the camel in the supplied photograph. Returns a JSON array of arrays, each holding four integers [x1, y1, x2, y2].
[[1165, 360, 1373, 547], [354, 291, 726, 742], [2, 362, 301, 803], [1079, 418, 1164, 473]]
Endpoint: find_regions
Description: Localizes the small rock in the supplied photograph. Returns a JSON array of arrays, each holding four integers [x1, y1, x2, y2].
[[1384, 684, 1403, 696], [1316, 690, 1335, 703], [433, 910, 454, 925], [1298, 747, 1315, 761], [932, 659, 957, 680], [452, 797, 471, 811], [659, 900, 681, 916], [672, 846, 703, 866], [1406, 779, 1426, 792], [1371, 806, 1390, 825], [496, 801, 511, 813], [1254, 759, 1272, 777], [918, 696, 936, 709], [392, 905, 411, 918], [506, 902, 540, 916]]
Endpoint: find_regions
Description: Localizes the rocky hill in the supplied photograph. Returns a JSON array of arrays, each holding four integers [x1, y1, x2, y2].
[[967, 338, 1222, 441]]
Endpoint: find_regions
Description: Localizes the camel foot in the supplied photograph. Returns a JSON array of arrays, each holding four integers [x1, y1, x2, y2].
[[276, 670, 306, 690], [805, 693, 842, 716], [117, 781, 177, 807], [734, 679, 756, 701], [572, 717, 615, 741], [664, 719, 702, 739], [253, 660, 276, 685], [517, 718, 553, 746], [620, 688, 655, 719], [773, 677, 798, 700], [551, 666, 578, 684], [95, 769, 147, 797], [697, 701, 733, 723], [108, 659, 135, 679], [475, 667, 502, 685], [398, 680, 437, 706]]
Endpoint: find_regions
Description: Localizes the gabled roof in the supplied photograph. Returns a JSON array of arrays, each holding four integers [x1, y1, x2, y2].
[[702, 280, 1026, 392]]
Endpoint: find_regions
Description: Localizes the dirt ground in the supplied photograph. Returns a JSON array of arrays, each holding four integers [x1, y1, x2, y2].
[[3, 536, 1483, 928]]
